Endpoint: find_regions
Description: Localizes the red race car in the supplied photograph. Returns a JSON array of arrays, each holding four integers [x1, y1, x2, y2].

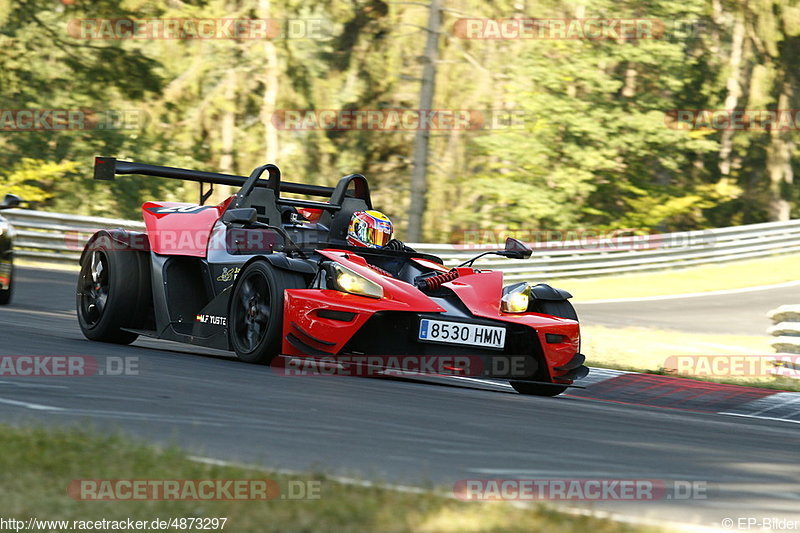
[[77, 157, 588, 396]]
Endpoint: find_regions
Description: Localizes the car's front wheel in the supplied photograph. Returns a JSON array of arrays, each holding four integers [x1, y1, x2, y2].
[[529, 298, 578, 321], [229, 260, 305, 364], [511, 292, 578, 397], [510, 381, 568, 396]]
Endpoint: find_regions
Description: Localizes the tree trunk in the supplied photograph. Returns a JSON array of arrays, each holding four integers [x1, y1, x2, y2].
[[207, 68, 237, 205], [718, 11, 746, 177], [407, 0, 441, 242], [260, 0, 279, 163], [766, 81, 794, 221], [220, 72, 236, 174]]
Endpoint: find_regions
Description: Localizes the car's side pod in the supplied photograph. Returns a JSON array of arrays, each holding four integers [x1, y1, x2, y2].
[[231, 254, 317, 284]]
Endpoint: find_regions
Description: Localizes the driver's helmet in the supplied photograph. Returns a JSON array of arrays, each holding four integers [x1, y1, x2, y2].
[[347, 210, 393, 248]]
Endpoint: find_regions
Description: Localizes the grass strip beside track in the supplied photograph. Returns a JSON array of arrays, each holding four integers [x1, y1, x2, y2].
[[584, 325, 800, 392], [561, 253, 800, 301], [0, 425, 663, 533], [16, 258, 80, 272]]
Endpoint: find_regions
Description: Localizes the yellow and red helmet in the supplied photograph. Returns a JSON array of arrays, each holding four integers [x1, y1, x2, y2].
[[347, 210, 393, 248]]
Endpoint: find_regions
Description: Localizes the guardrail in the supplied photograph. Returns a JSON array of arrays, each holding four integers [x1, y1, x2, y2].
[[412, 220, 800, 281], [3, 209, 144, 264], [3, 209, 800, 280]]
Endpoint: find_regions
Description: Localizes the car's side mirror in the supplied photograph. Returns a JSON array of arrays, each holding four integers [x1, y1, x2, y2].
[[501, 237, 532, 259], [222, 207, 257, 225], [0, 194, 22, 210], [457, 237, 533, 268]]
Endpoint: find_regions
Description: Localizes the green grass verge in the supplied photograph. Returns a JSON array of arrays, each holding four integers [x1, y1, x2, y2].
[[584, 324, 800, 391], [0, 425, 663, 533], [563, 253, 800, 301]]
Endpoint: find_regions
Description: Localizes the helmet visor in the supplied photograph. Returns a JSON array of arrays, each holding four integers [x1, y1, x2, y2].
[[369, 226, 391, 247]]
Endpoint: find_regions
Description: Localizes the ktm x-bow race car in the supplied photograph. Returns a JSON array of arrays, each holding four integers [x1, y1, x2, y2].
[[77, 157, 588, 396]]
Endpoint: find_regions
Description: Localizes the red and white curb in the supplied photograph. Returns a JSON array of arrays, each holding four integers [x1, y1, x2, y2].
[[437, 367, 800, 424], [563, 368, 800, 423]]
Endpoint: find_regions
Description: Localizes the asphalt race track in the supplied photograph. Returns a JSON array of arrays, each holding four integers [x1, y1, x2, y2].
[[0, 267, 798, 529]]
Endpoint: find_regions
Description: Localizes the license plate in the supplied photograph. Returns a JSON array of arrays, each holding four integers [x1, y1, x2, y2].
[[418, 319, 506, 349]]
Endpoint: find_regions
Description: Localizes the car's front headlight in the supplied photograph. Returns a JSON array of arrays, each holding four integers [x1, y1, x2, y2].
[[501, 282, 530, 313], [329, 263, 384, 299]]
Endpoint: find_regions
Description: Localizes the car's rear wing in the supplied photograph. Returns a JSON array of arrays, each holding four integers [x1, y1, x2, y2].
[[93, 156, 372, 211]]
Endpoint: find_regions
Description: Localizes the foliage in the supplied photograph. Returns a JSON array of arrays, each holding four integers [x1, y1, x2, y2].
[[0, 159, 79, 204], [0, 0, 796, 236]]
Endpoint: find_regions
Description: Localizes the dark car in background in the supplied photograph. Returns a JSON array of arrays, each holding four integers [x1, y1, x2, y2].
[[0, 194, 22, 305]]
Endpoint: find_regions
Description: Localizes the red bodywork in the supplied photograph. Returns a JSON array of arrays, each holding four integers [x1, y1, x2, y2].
[[282, 250, 580, 383], [142, 200, 231, 256]]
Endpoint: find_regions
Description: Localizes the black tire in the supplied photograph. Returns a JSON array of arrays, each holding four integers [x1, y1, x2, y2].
[[510, 381, 568, 396], [0, 264, 12, 305], [511, 296, 578, 397], [529, 298, 578, 321], [76, 237, 146, 345], [229, 260, 305, 364]]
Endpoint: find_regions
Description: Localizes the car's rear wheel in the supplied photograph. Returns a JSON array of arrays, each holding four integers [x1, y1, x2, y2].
[[76, 237, 144, 344], [0, 264, 13, 305], [511, 296, 578, 397], [229, 261, 305, 364]]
